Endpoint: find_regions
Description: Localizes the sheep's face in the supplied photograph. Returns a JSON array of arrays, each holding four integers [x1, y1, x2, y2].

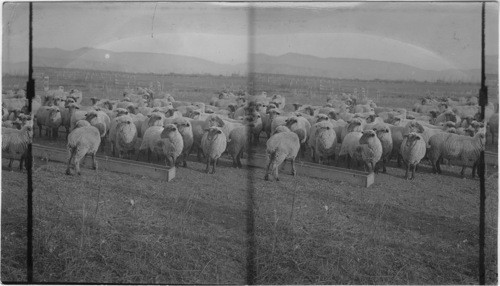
[[85, 112, 98, 122], [206, 127, 223, 140], [328, 111, 337, 120], [292, 103, 302, 111], [374, 127, 389, 138], [285, 118, 298, 127], [48, 108, 61, 121], [266, 104, 277, 113], [366, 114, 377, 123], [68, 103, 80, 110], [359, 130, 377, 144], [268, 109, 281, 117], [316, 115, 328, 123]]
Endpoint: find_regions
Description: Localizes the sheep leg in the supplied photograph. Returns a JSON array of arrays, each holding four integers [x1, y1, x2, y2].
[[273, 163, 280, 181], [66, 148, 75, 175], [264, 158, 273, 181], [290, 158, 296, 177], [237, 150, 243, 168], [382, 159, 387, 173], [38, 123, 42, 137], [411, 164, 417, 180], [404, 163, 410, 180], [205, 157, 211, 173], [435, 158, 442, 174], [346, 155, 351, 169], [8, 158, 13, 170], [211, 158, 217, 174], [73, 149, 85, 175], [92, 153, 98, 170], [19, 155, 24, 171], [183, 153, 188, 168], [460, 166, 466, 178]]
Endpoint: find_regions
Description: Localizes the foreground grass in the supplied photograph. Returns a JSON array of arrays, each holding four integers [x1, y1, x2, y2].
[[1, 154, 497, 284]]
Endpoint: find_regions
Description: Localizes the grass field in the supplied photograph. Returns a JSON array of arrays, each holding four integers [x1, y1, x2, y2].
[[1, 67, 498, 284]]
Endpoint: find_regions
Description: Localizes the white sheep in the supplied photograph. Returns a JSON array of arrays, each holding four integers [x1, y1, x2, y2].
[[172, 117, 194, 167], [67, 103, 88, 132], [35, 106, 62, 139], [307, 114, 330, 161], [139, 112, 165, 138], [357, 130, 383, 173], [2, 125, 33, 171], [314, 121, 337, 165], [65, 124, 101, 175], [227, 125, 251, 168], [340, 118, 364, 143], [373, 123, 393, 173], [428, 130, 486, 178], [487, 113, 498, 145], [264, 126, 300, 181], [112, 115, 138, 159], [159, 124, 184, 167], [338, 131, 363, 169], [85, 110, 109, 150], [399, 132, 427, 180], [137, 126, 164, 163], [201, 126, 227, 174]]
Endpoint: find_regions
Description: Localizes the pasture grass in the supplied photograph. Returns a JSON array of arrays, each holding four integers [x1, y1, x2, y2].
[[1, 151, 497, 284]]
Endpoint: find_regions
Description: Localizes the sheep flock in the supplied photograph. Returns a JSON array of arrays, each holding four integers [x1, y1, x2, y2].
[[2, 85, 497, 181]]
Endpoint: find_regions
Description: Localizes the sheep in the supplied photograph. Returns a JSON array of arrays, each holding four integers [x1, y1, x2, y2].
[[372, 123, 393, 173], [356, 130, 383, 173], [139, 112, 165, 138], [3, 98, 27, 117], [340, 118, 364, 143], [307, 114, 330, 161], [112, 115, 138, 159], [264, 126, 301, 181], [313, 121, 337, 165], [2, 120, 22, 129], [338, 131, 363, 169], [67, 103, 88, 132], [227, 125, 251, 168], [159, 124, 184, 167], [487, 113, 498, 145], [201, 126, 227, 174], [428, 130, 486, 178], [190, 118, 223, 161], [269, 109, 289, 136], [172, 117, 193, 167], [136, 126, 164, 162], [68, 89, 83, 104], [270, 94, 286, 109], [399, 132, 427, 180], [2, 125, 33, 171], [65, 124, 101, 175], [84, 110, 109, 150], [35, 106, 62, 139]]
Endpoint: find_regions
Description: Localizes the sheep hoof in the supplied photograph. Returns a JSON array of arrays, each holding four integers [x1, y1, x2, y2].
[[264, 174, 270, 181], [276, 177, 280, 181], [65, 169, 71, 175], [183, 162, 187, 168]]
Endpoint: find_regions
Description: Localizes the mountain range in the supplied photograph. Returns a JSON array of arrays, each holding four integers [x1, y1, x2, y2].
[[3, 47, 498, 82]]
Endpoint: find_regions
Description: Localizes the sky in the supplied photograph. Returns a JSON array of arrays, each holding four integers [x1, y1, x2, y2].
[[2, 1, 499, 71]]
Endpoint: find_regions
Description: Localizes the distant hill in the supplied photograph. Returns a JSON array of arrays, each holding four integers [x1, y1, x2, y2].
[[3, 47, 497, 82]]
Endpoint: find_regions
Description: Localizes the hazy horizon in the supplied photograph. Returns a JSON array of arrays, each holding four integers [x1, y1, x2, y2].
[[3, 2, 499, 74]]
